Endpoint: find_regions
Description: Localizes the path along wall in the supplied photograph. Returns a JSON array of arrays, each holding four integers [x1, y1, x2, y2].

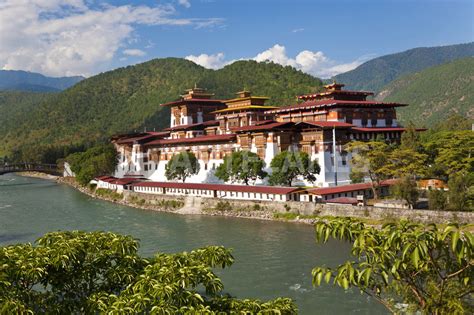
[[123, 191, 473, 224]]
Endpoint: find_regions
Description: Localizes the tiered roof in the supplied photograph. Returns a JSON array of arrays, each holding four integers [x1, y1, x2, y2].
[[160, 86, 224, 107]]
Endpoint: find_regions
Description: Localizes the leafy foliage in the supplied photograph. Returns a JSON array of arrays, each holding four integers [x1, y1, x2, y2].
[[0, 58, 322, 159], [66, 144, 118, 185], [268, 151, 320, 186], [215, 150, 267, 185], [312, 218, 473, 314], [390, 177, 420, 209], [165, 151, 200, 182], [345, 140, 391, 198], [0, 231, 296, 314], [379, 57, 474, 126], [334, 42, 474, 92], [447, 173, 474, 212]]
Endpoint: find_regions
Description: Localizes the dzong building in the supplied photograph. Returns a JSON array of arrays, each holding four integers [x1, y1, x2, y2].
[[112, 82, 407, 187]]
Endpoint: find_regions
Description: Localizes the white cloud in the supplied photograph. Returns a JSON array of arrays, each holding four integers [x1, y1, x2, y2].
[[185, 52, 227, 69], [0, 0, 222, 76], [178, 0, 191, 8], [123, 49, 146, 57], [186, 44, 372, 78], [292, 28, 304, 33]]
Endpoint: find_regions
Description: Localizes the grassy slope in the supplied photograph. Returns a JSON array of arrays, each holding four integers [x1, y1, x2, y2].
[[377, 57, 474, 127]]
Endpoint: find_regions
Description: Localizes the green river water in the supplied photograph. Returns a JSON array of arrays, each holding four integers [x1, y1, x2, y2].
[[0, 174, 386, 314]]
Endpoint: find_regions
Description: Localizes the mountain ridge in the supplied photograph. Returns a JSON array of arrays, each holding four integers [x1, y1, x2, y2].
[[0, 70, 84, 92], [333, 42, 474, 92]]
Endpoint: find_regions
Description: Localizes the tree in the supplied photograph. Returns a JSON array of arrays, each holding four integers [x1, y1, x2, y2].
[[0, 231, 296, 314], [349, 169, 365, 184], [390, 176, 420, 209], [268, 151, 320, 187], [428, 189, 447, 210], [345, 140, 391, 199], [382, 148, 428, 179], [447, 172, 473, 211], [400, 122, 421, 152], [312, 218, 473, 314], [66, 144, 118, 185], [215, 150, 267, 185], [165, 151, 200, 182], [423, 131, 474, 176]]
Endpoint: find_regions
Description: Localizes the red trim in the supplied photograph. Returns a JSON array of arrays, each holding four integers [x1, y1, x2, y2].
[[133, 181, 302, 195], [164, 120, 219, 132], [297, 121, 353, 128], [232, 121, 294, 132], [308, 179, 397, 196], [265, 100, 407, 114], [114, 132, 169, 144], [145, 134, 236, 146], [351, 127, 426, 132]]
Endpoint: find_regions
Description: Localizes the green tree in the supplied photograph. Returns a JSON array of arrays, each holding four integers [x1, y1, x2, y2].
[[428, 189, 447, 210], [349, 169, 365, 184], [215, 150, 267, 185], [390, 176, 420, 209], [268, 151, 320, 187], [0, 231, 296, 314], [312, 218, 473, 314], [66, 144, 118, 185], [382, 148, 428, 179], [424, 131, 474, 177], [345, 141, 391, 199], [165, 151, 200, 182], [447, 172, 473, 211], [400, 122, 421, 151]]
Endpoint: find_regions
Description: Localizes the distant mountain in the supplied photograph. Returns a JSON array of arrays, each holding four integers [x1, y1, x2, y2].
[[333, 42, 474, 92], [0, 70, 84, 92], [377, 57, 474, 127], [0, 58, 322, 157]]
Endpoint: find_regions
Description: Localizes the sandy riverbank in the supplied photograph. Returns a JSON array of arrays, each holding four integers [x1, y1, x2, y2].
[[16, 171, 60, 181]]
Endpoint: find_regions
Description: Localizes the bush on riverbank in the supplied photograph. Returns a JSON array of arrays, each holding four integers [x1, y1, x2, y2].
[[95, 188, 123, 201], [0, 231, 296, 313]]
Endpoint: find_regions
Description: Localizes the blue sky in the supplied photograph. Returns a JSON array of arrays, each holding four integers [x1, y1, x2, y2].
[[0, 0, 472, 77]]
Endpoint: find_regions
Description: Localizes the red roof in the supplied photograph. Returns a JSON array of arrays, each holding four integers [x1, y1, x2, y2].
[[133, 181, 303, 195], [96, 176, 118, 183], [232, 121, 294, 132], [308, 179, 397, 196], [160, 98, 224, 107], [297, 90, 374, 100], [145, 134, 236, 146], [325, 197, 359, 205], [297, 121, 353, 129], [113, 178, 143, 185], [115, 132, 169, 144], [265, 100, 407, 114]]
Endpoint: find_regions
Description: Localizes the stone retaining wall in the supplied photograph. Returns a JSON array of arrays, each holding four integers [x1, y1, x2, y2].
[[123, 191, 473, 224]]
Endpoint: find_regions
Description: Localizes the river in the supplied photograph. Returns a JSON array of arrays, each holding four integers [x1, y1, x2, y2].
[[0, 174, 386, 314]]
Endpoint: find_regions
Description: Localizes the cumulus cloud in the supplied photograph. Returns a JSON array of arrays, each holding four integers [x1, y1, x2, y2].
[[0, 0, 222, 76], [178, 0, 191, 8], [123, 49, 146, 57], [185, 52, 227, 69], [186, 44, 371, 78]]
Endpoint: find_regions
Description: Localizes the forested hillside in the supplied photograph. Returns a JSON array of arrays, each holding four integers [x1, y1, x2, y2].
[[0, 70, 84, 92], [377, 57, 474, 127], [333, 42, 474, 92], [0, 58, 322, 160]]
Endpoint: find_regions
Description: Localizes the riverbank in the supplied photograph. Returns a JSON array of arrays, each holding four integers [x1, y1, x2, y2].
[[56, 177, 474, 226], [16, 171, 59, 180]]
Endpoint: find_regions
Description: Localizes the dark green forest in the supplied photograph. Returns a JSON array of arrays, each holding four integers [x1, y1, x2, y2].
[[0, 59, 322, 161]]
